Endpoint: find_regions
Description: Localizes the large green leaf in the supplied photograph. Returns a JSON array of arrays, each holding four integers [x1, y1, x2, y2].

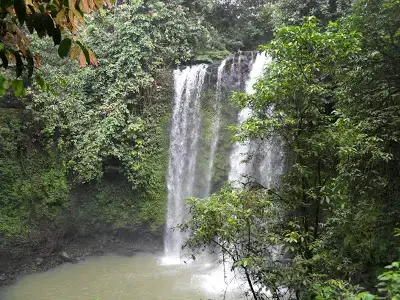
[[58, 38, 72, 58], [0, 74, 9, 96], [11, 79, 25, 97], [35, 74, 46, 90]]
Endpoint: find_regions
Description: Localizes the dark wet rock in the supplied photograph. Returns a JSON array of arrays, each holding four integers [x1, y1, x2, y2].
[[0, 231, 163, 287], [59, 251, 73, 262], [76, 256, 86, 262], [35, 257, 44, 266]]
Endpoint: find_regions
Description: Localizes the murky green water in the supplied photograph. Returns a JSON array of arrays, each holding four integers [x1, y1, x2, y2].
[[3, 253, 246, 300]]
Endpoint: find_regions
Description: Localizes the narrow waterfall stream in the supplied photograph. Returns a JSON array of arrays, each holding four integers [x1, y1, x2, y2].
[[164, 64, 208, 262], [229, 53, 271, 184], [228, 53, 284, 188]]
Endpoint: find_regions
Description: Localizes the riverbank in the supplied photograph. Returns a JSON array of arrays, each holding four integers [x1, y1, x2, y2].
[[0, 230, 163, 287]]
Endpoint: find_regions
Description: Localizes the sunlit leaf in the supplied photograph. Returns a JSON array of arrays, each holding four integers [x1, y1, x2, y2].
[[72, 8, 85, 25], [35, 74, 45, 90], [79, 0, 90, 14], [11, 79, 25, 96], [70, 44, 80, 60], [79, 51, 86, 67], [94, 0, 103, 9], [88, 48, 98, 66]]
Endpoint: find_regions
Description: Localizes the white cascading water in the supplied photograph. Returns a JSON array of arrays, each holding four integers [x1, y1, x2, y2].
[[228, 53, 270, 185], [164, 64, 208, 262], [193, 53, 272, 296], [257, 133, 285, 188], [203, 58, 227, 197], [225, 53, 286, 298], [237, 52, 242, 87], [230, 56, 236, 75]]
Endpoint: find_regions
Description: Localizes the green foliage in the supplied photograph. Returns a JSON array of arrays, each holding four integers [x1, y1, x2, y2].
[[194, 49, 230, 64], [312, 261, 400, 299], [0, 109, 69, 240], [11, 79, 25, 97], [376, 262, 400, 299], [72, 175, 145, 232], [183, 0, 400, 298], [0, 0, 209, 243], [269, 0, 353, 29], [199, 0, 274, 51], [28, 0, 213, 183], [134, 111, 170, 231], [312, 280, 361, 299], [181, 186, 286, 298], [30, 0, 204, 186], [0, 0, 110, 95]]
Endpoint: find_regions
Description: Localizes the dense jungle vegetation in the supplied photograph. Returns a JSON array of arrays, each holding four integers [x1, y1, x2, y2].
[[1, 0, 399, 298], [182, 0, 400, 299]]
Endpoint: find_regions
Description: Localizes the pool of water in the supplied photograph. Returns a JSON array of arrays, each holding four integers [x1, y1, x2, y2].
[[2, 253, 247, 300]]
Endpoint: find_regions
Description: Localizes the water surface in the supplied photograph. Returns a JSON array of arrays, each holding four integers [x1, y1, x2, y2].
[[3, 253, 246, 300]]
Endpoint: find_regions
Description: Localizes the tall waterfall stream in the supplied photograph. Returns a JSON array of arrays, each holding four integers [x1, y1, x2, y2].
[[3, 52, 283, 300]]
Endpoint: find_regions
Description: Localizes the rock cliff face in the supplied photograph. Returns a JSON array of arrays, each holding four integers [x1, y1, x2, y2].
[[190, 51, 262, 198]]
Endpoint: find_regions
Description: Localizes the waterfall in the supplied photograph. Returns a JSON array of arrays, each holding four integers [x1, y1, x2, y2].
[[230, 56, 236, 74], [228, 53, 283, 188], [236, 51, 242, 88], [164, 64, 208, 260], [228, 53, 270, 184], [256, 134, 285, 188], [164, 52, 273, 264], [203, 59, 227, 197], [162, 52, 285, 297]]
